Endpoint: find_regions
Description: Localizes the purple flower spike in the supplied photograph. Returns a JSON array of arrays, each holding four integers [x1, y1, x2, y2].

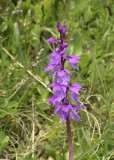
[[45, 22, 87, 122]]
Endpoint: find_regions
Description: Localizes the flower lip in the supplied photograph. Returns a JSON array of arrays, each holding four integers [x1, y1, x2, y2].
[[70, 92, 80, 102]]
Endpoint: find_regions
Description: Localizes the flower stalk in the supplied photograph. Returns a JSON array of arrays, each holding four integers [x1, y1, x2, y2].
[[66, 117, 73, 160]]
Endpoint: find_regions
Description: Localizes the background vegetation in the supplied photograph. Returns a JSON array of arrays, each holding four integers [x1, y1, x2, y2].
[[0, 0, 114, 159]]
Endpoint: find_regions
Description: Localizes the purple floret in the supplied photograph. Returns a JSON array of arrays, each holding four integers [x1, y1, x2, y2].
[[70, 92, 80, 102], [46, 38, 61, 44]]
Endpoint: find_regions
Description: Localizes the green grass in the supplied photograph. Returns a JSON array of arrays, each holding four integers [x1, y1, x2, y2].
[[0, 0, 114, 159]]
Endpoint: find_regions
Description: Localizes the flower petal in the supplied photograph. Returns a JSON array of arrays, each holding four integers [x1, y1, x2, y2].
[[71, 64, 79, 70], [46, 38, 61, 44], [74, 105, 87, 111]]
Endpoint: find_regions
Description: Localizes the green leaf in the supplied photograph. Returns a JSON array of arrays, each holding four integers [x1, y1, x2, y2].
[[38, 102, 50, 110], [73, 29, 82, 56], [1, 21, 8, 32], [74, 0, 89, 15], [76, 131, 107, 159], [14, 22, 19, 42], [0, 132, 9, 155], [0, 99, 18, 118]]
